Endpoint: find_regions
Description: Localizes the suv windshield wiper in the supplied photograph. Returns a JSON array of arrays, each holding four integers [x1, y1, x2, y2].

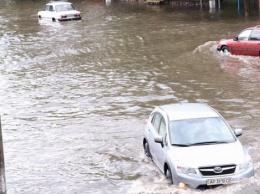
[[172, 143, 190, 147], [188, 141, 230, 146]]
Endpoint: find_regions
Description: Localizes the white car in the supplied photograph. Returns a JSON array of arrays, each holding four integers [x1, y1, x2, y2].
[[143, 103, 254, 189], [38, 0, 81, 22]]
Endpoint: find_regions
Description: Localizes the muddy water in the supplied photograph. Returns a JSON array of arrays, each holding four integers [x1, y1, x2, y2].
[[0, 0, 259, 193]]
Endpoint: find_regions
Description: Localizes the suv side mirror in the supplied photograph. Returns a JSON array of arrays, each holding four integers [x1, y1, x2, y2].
[[154, 136, 164, 148], [233, 36, 238, 41], [234, 128, 242, 137], [154, 136, 163, 143]]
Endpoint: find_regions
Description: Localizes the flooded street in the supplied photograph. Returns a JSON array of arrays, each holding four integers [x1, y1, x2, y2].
[[0, 0, 260, 193]]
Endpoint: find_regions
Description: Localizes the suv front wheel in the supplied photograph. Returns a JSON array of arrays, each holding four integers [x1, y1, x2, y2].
[[143, 140, 152, 158]]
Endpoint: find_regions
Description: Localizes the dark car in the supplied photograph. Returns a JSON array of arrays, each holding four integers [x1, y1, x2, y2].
[[217, 25, 260, 57]]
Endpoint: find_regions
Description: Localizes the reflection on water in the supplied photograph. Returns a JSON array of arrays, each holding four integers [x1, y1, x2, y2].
[[0, 0, 259, 193]]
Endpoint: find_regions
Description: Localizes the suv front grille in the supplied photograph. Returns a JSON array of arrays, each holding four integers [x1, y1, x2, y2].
[[199, 165, 236, 176]]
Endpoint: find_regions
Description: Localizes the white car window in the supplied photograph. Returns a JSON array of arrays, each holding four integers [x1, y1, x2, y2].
[[55, 4, 75, 12], [44, 5, 50, 11]]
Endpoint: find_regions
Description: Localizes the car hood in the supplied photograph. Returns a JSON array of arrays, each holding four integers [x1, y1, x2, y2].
[[171, 141, 247, 168], [218, 38, 233, 45]]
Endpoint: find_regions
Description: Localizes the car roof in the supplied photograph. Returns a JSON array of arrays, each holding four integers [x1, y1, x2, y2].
[[46, 1, 71, 5], [247, 25, 260, 30], [156, 103, 220, 121]]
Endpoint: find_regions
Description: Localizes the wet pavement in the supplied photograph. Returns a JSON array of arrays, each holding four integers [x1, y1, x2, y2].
[[0, 0, 259, 193]]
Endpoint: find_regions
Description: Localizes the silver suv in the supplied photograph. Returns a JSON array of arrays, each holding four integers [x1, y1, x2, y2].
[[143, 103, 254, 189]]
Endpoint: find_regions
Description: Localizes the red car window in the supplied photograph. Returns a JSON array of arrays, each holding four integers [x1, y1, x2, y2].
[[249, 30, 260, 41], [238, 29, 252, 41]]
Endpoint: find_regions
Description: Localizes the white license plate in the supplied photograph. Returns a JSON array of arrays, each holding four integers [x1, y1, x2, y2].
[[207, 178, 231, 185]]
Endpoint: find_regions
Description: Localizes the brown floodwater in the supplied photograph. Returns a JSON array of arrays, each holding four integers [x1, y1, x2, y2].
[[0, 0, 259, 193]]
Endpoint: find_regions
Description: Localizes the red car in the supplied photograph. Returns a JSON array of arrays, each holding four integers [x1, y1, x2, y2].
[[217, 25, 260, 56]]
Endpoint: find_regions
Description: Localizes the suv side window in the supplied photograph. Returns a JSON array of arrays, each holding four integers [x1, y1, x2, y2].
[[249, 30, 260, 41], [151, 113, 161, 133], [158, 118, 167, 145]]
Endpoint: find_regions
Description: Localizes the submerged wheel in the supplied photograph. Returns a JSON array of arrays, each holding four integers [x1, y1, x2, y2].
[[165, 165, 173, 184], [143, 141, 152, 158], [38, 15, 41, 19], [52, 18, 56, 22], [221, 46, 229, 53]]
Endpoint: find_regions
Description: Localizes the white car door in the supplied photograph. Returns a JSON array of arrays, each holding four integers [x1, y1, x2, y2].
[[42, 5, 55, 20]]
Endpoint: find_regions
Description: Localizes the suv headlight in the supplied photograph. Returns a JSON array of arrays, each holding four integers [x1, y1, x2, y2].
[[239, 157, 253, 170], [176, 165, 196, 174]]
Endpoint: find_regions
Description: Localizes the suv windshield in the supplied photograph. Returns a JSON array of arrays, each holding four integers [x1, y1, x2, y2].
[[170, 117, 236, 146]]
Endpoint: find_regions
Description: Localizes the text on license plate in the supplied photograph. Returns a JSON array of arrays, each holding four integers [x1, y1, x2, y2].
[[207, 178, 231, 185]]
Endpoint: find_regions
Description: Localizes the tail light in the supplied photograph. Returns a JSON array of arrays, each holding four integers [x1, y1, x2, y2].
[[61, 15, 67, 18], [74, 14, 81, 17]]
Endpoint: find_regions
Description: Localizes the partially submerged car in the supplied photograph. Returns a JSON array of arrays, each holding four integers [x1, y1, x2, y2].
[[38, 0, 81, 22], [217, 25, 260, 56], [143, 103, 254, 189]]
